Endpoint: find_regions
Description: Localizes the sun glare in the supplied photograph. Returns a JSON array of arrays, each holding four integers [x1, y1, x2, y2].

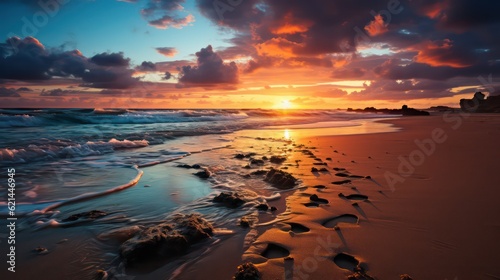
[[280, 99, 292, 109]]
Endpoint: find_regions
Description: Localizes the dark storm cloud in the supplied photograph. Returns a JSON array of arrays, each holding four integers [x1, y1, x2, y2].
[[196, 0, 500, 93], [0, 37, 139, 89], [142, 0, 194, 29], [40, 88, 81, 96], [0, 87, 21, 97], [90, 52, 130, 67], [178, 45, 239, 86], [348, 79, 456, 101], [137, 61, 157, 71]]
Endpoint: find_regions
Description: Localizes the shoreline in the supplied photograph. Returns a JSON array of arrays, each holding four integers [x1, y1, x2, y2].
[[2, 114, 500, 279]]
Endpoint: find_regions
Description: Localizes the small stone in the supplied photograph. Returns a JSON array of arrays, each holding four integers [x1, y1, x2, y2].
[[34, 246, 49, 255], [96, 269, 108, 280], [256, 203, 269, 211], [270, 206, 277, 212], [240, 217, 251, 228], [311, 167, 319, 172], [234, 262, 261, 280]]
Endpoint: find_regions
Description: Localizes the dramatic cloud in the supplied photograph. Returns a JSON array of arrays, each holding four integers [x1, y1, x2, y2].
[[0, 87, 20, 97], [40, 88, 81, 96], [142, 0, 195, 29], [156, 47, 178, 57], [178, 45, 239, 86], [90, 52, 130, 67], [0, 37, 139, 89], [137, 61, 156, 71]]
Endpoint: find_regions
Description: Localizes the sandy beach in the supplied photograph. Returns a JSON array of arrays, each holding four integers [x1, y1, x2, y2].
[[242, 114, 500, 280], [2, 114, 500, 280]]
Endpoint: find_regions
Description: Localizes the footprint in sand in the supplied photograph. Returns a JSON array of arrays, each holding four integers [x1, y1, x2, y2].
[[322, 214, 359, 228], [310, 194, 329, 204], [278, 222, 311, 234], [303, 202, 320, 208], [338, 193, 369, 201], [261, 243, 290, 259], [333, 252, 359, 271], [332, 179, 351, 185]]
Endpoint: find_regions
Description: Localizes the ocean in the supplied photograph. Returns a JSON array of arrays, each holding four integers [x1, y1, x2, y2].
[[0, 108, 399, 279]]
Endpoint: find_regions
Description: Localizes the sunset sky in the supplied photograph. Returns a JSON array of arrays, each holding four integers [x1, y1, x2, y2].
[[0, 0, 499, 109]]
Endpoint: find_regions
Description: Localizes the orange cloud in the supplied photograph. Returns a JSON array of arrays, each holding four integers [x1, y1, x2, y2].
[[270, 13, 313, 35], [364, 14, 388, 36], [421, 1, 448, 19], [412, 39, 471, 68], [256, 38, 302, 58]]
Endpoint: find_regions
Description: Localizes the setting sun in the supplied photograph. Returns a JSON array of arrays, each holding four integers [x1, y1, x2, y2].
[[280, 99, 292, 109]]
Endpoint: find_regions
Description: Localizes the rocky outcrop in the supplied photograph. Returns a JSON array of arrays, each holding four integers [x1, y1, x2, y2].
[[460, 92, 500, 113], [213, 192, 245, 208], [234, 262, 261, 280], [347, 105, 430, 116], [264, 168, 297, 189], [119, 213, 213, 266]]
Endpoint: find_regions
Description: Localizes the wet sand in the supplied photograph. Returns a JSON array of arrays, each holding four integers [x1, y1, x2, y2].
[[245, 114, 500, 279]]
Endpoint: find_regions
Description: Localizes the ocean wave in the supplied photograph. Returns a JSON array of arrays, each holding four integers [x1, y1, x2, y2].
[[0, 138, 149, 163], [0, 109, 252, 127], [0, 114, 46, 127]]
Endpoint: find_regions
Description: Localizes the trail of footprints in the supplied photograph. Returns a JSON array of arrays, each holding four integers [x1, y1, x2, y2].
[[258, 146, 379, 279]]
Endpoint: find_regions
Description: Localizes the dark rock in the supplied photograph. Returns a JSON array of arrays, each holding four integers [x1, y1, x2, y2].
[[235, 154, 245, 159], [234, 262, 261, 280], [335, 172, 350, 177], [460, 91, 500, 113], [319, 167, 328, 172], [176, 164, 193, 168], [270, 206, 277, 211], [401, 105, 430, 116], [326, 157, 332, 160], [34, 246, 48, 255], [333, 167, 346, 171], [62, 210, 107, 222], [264, 168, 297, 189], [240, 217, 251, 228], [311, 167, 319, 172], [194, 169, 211, 179], [120, 213, 213, 265], [262, 156, 268, 160], [312, 185, 326, 189], [213, 192, 245, 208], [250, 159, 265, 166], [95, 269, 108, 280], [191, 164, 201, 169], [365, 176, 371, 179], [250, 170, 268, 176], [313, 162, 327, 165], [256, 203, 269, 211], [270, 155, 287, 164]]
